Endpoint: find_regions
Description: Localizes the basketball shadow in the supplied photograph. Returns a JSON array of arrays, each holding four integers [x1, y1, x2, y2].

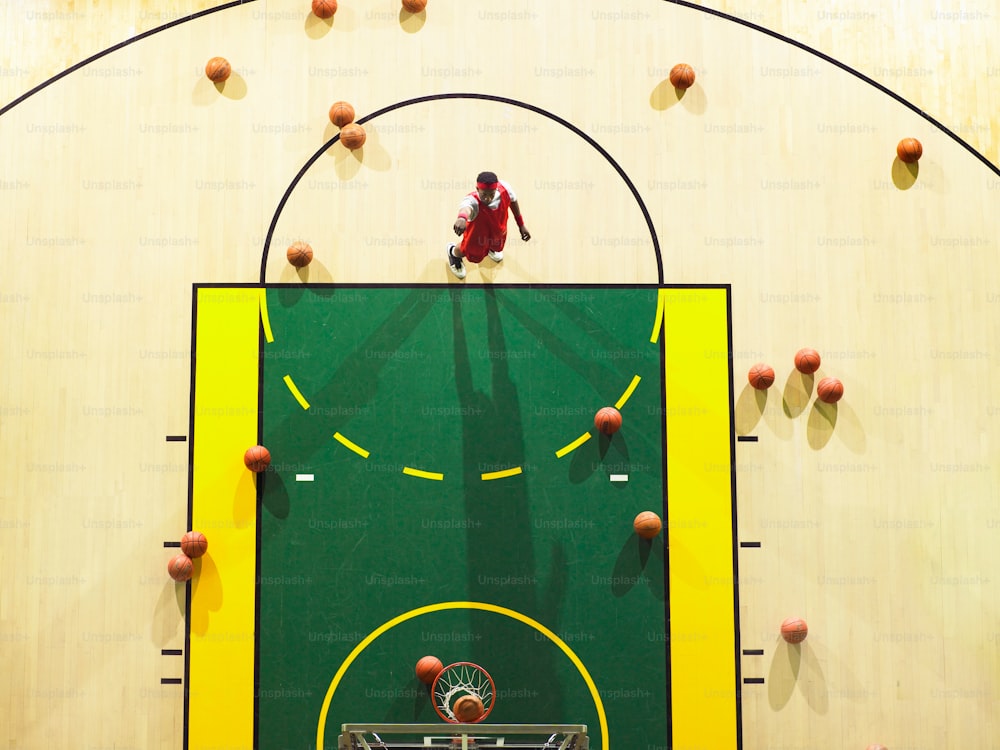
[[190, 554, 224, 637], [735, 383, 766, 435], [151, 580, 185, 647], [891, 157, 919, 190], [832, 399, 867, 454], [274, 283, 305, 309], [234, 470, 258, 528], [782, 370, 813, 418], [215, 73, 248, 101], [767, 638, 800, 710], [798, 641, 830, 714], [567, 434, 600, 484], [261, 471, 291, 520], [679, 83, 708, 115], [806, 400, 837, 450], [399, 8, 427, 32], [611, 533, 649, 597], [649, 79, 683, 111], [305, 5, 360, 36], [358, 125, 401, 172]]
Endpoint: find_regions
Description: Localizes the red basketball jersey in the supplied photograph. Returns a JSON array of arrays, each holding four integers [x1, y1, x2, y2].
[[459, 184, 512, 263]]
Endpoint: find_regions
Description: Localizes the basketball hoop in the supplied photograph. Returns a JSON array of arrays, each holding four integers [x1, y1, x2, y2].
[[431, 662, 495, 723]]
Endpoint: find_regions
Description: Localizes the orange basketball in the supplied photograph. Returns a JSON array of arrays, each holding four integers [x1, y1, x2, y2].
[[204, 56, 231, 83], [748, 363, 775, 390], [594, 406, 622, 435], [328, 101, 355, 128], [180, 531, 208, 558], [793, 347, 821, 375], [780, 617, 808, 644], [453, 694, 484, 723], [816, 376, 844, 404], [415, 655, 443, 685], [402, 0, 428, 11], [865, 745, 889, 750], [896, 137, 922, 164], [287, 241, 314, 268], [669, 63, 696, 89], [633, 511, 662, 540], [312, 0, 338, 18], [168, 554, 194, 582], [244, 445, 271, 473], [340, 123, 367, 150]]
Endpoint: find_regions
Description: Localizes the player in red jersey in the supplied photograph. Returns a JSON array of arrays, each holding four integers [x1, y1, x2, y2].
[[447, 171, 531, 279]]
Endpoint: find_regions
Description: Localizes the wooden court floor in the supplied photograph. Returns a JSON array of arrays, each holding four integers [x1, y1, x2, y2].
[[2, 2, 999, 749]]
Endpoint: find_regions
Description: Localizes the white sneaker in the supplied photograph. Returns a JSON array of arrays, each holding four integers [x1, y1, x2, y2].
[[447, 243, 466, 279], [488, 249, 504, 262]]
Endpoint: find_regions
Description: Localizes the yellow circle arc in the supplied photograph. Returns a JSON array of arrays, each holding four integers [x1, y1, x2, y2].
[[315, 601, 610, 750]]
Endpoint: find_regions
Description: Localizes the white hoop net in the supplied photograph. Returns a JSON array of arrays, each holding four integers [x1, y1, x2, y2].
[[431, 662, 495, 723]]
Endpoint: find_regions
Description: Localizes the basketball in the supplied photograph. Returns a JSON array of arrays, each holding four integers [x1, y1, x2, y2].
[[865, 745, 888, 750], [816, 376, 844, 404], [669, 63, 696, 89], [747, 363, 775, 390], [204, 56, 231, 83], [780, 617, 808, 644], [594, 406, 622, 435], [793, 347, 821, 375], [340, 123, 366, 150], [415, 655, 444, 684], [896, 137, 923, 163], [312, 0, 338, 18], [287, 241, 314, 268], [453, 694, 484, 723], [633, 511, 662, 540], [402, 0, 427, 11], [328, 101, 355, 128], [168, 554, 194, 582], [244, 445, 271, 473], [180, 531, 208, 558]]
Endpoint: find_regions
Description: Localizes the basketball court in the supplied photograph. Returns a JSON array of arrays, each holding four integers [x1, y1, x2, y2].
[[2, 2, 999, 750]]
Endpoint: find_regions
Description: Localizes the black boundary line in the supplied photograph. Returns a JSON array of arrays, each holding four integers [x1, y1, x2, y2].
[[736, 436, 758, 443], [742, 649, 764, 656], [0, 0, 260, 118], [183, 286, 199, 750], [743, 678, 765, 685], [658, 289, 672, 750], [740, 542, 762, 549], [166, 435, 188, 442], [664, 0, 1000, 178], [258, 93, 664, 286], [163, 649, 184, 656], [162, 678, 183, 685], [724, 285, 744, 750], [164, 541, 182, 548]]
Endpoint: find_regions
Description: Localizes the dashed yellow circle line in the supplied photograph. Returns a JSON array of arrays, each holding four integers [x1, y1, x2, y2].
[[314, 601, 610, 750]]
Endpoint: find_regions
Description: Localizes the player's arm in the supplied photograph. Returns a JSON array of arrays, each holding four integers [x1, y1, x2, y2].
[[453, 198, 477, 236], [510, 199, 530, 241]]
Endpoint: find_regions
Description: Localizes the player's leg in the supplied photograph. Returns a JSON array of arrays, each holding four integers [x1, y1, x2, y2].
[[447, 241, 466, 279]]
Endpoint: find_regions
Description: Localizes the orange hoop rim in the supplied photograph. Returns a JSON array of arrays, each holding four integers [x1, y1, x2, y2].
[[430, 662, 496, 724]]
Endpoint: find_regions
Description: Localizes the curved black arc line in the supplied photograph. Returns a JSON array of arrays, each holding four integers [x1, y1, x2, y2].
[[260, 93, 664, 284], [665, 0, 1000, 178], [0, 0, 259, 118]]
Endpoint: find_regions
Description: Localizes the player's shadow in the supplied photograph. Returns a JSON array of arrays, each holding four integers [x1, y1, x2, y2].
[[453, 288, 566, 722], [735, 383, 767, 435], [782, 370, 813, 418], [265, 287, 438, 456], [494, 292, 623, 397]]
